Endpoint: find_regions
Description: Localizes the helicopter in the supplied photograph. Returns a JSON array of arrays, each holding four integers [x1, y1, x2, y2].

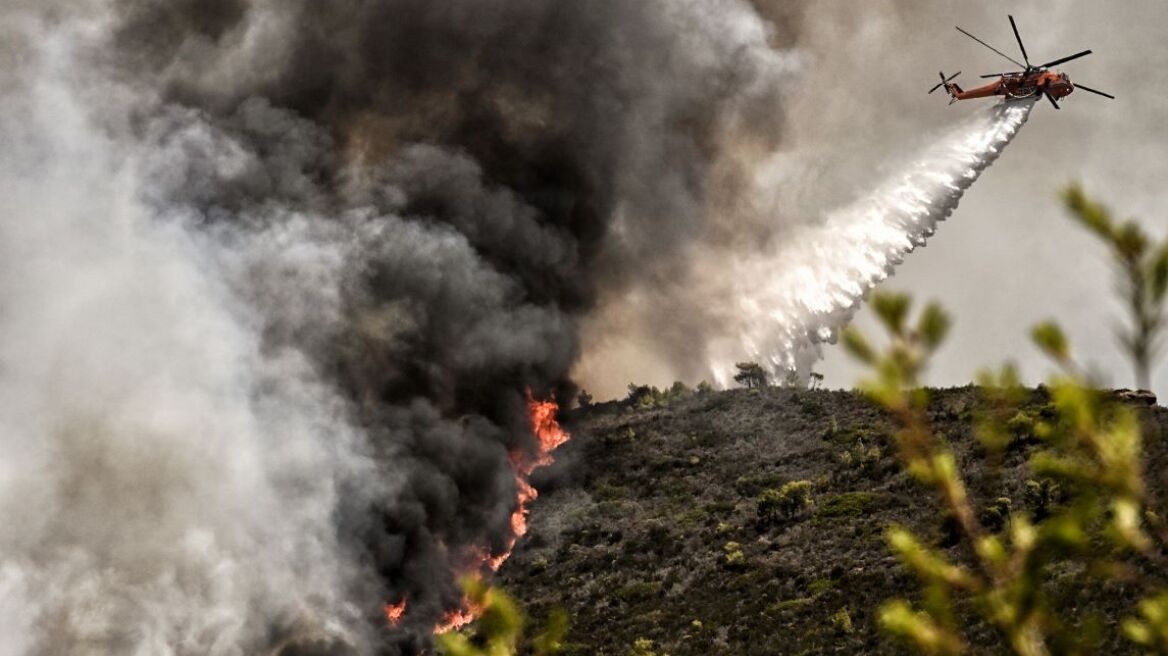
[[928, 15, 1114, 110]]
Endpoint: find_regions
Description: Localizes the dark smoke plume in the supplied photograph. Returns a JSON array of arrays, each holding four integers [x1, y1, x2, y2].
[[0, 1, 800, 653]]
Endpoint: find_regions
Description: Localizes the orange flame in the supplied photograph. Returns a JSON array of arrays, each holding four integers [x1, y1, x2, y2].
[[487, 391, 570, 572], [384, 598, 408, 627], [387, 389, 569, 634], [384, 390, 569, 633], [527, 392, 571, 463], [434, 596, 486, 633]]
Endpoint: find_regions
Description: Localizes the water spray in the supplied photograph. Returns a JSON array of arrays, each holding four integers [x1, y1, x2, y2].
[[710, 98, 1037, 384]]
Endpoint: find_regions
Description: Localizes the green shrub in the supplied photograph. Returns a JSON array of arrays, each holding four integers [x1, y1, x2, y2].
[[978, 497, 1012, 533], [615, 581, 662, 602], [626, 383, 653, 406], [624, 381, 696, 409], [756, 488, 784, 525], [1004, 411, 1046, 447], [757, 481, 813, 525], [1024, 479, 1062, 522], [807, 578, 836, 595], [830, 608, 855, 635], [815, 492, 881, 520], [601, 427, 636, 445], [1006, 411, 1034, 437], [676, 506, 708, 528], [766, 597, 815, 614], [799, 396, 825, 416], [837, 439, 883, 474], [734, 472, 786, 496], [733, 362, 768, 389], [628, 638, 663, 656], [824, 415, 840, 440], [722, 541, 746, 569]]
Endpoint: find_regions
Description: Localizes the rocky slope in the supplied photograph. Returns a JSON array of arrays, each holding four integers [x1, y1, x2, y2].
[[497, 386, 1168, 655]]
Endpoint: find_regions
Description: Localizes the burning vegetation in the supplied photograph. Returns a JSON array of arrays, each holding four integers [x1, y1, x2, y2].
[[385, 391, 570, 634]]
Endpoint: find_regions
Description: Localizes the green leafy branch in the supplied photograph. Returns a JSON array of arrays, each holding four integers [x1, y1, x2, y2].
[[1063, 184, 1168, 391], [845, 291, 1165, 655], [437, 577, 568, 656]]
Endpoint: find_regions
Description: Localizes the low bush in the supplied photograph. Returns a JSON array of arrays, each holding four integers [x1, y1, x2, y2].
[[756, 481, 814, 526], [722, 541, 747, 569], [615, 582, 662, 603], [814, 492, 882, 520], [830, 608, 855, 635], [1024, 478, 1063, 522], [978, 497, 1012, 533], [734, 472, 786, 497]]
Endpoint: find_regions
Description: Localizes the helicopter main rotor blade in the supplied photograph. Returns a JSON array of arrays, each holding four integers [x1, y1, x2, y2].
[[956, 26, 1025, 68], [1008, 15, 1031, 67], [1039, 50, 1092, 69], [1045, 93, 1060, 110], [1074, 83, 1115, 99], [980, 73, 1016, 78]]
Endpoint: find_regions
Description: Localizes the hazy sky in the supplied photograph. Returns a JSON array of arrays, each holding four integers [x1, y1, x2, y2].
[[812, 0, 1168, 397], [577, 0, 1168, 399]]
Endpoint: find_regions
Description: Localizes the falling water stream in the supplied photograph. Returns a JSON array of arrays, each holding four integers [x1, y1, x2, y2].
[[710, 98, 1037, 384]]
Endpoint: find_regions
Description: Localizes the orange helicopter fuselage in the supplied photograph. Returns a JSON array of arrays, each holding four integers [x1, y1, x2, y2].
[[949, 69, 1074, 101]]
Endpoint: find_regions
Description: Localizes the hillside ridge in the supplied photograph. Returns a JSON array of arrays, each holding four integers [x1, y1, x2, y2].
[[497, 386, 1168, 655]]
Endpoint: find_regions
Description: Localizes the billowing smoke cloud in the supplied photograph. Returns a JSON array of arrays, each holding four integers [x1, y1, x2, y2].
[[705, 98, 1037, 384], [0, 1, 801, 654]]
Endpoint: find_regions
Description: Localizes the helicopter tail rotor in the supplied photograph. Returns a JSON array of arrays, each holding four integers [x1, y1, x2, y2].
[[929, 70, 962, 95]]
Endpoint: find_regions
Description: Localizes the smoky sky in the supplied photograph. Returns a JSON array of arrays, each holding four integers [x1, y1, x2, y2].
[[576, 0, 1168, 399], [0, 1, 802, 654], [800, 0, 1168, 398], [106, 0, 804, 399]]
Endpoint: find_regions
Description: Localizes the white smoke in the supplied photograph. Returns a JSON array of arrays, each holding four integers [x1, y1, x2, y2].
[[0, 0, 806, 651], [0, 18, 380, 656], [708, 98, 1036, 386]]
